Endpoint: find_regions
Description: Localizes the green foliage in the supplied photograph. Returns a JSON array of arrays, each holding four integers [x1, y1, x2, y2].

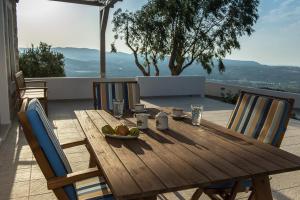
[[19, 42, 65, 77], [220, 88, 239, 104], [112, 0, 259, 76]]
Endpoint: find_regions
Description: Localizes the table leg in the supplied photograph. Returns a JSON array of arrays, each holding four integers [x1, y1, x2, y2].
[[191, 188, 203, 200], [252, 175, 273, 200]]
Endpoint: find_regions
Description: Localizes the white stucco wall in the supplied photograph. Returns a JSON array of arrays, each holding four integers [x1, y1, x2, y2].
[[26, 77, 137, 100], [137, 76, 206, 97], [205, 81, 300, 109], [26, 77, 300, 109]]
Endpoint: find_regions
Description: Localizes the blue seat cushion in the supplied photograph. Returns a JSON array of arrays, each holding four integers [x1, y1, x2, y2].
[[207, 179, 252, 189], [27, 99, 72, 173], [26, 109, 77, 200]]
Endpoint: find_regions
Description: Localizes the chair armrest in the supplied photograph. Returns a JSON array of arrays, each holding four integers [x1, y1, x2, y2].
[[25, 80, 47, 87], [47, 168, 102, 190], [25, 80, 46, 84], [19, 87, 48, 90], [61, 139, 87, 149]]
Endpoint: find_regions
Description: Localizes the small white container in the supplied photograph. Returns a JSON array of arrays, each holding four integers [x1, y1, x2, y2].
[[135, 113, 150, 129], [155, 111, 168, 130]]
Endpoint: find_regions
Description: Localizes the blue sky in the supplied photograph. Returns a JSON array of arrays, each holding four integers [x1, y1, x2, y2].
[[17, 0, 300, 66]]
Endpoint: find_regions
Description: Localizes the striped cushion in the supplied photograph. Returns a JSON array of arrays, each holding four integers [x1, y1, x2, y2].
[[94, 82, 140, 111], [76, 177, 114, 200], [27, 99, 72, 173], [227, 93, 291, 146]]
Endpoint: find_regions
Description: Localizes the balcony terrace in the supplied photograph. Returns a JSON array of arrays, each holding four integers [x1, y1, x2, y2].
[[1, 95, 300, 200], [1, 0, 300, 198]]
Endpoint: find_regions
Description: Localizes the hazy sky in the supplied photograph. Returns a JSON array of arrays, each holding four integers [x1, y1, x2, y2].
[[17, 0, 300, 66]]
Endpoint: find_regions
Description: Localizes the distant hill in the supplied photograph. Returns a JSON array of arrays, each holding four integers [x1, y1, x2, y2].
[[19, 47, 300, 93]]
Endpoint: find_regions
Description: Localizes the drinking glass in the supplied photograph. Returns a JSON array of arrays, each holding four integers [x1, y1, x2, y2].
[[191, 104, 203, 126], [113, 99, 124, 118]]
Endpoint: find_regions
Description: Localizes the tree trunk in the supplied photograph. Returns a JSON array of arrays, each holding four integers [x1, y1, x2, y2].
[[132, 51, 150, 76], [170, 65, 182, 76], [153, 62, 160, 76]]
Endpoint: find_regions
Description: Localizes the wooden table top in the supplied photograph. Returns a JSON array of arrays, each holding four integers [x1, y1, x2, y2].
[[75, 109, 300, 200]]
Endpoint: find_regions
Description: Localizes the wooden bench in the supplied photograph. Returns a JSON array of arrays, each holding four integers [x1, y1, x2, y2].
[[14, 71, 48, 114]]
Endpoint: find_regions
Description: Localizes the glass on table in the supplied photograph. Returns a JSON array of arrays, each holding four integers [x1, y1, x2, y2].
[[113, 99, 124, 119], [191, 104, 203, 126]]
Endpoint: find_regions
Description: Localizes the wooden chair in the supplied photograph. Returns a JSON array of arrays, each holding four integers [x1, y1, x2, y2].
[[14, 71, 48, 115], [192, 91, 295, 200], [18, 98, 114, 200], [93, 80, 140, 111]]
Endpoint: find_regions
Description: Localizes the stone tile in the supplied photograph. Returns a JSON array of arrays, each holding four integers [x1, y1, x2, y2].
[[58, 131, 82, 139], [29, 179, 50, 196], [272, 187, 300, 200], [66, 152, 90, 163], [281, 136, 300, 147], [0, 181, 30, 199], [63, 145, 86, 154], [10, 197, 29, 200], [270, 171, 300, 190], [58, 137, 84, 145], [28, 192, 56, 200], [71, 161, 90, 172], [30, 166, 44, 180], [0, 167, 31, 183], [1, 99, 300, 200]]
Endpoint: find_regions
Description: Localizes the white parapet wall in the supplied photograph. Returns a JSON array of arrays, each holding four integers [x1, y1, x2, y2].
[[205, 81, 300, 109], [137, 76, 206, 97], [26, 77, 300, 109], [26, 77, 137, 100]]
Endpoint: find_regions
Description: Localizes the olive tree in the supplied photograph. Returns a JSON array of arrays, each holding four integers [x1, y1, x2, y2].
[[19, 42, 65, 77], [112, 0, 259, 75]]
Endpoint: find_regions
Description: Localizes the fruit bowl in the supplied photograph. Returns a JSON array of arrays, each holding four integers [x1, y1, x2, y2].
[[101, 125, 140, 139]]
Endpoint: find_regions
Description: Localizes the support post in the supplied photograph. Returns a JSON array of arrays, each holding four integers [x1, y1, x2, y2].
[[0, 0, 12, 125], [99, 7, 110, 78]]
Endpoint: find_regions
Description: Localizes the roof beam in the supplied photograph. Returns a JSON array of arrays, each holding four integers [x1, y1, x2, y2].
[[50, 0, 105, 7], [99, 0, 122, 10]]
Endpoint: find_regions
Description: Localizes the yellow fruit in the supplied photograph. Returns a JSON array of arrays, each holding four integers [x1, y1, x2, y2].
[[129, 128, 140, 136], [115, 125, 130, 136], [102, 125, 115, 135]]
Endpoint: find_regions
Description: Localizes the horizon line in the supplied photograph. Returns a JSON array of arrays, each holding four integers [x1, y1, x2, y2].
[[18, 46, 300, 68]]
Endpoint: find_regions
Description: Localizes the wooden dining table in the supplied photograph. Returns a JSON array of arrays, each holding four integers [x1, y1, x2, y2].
[[75, 108, 300, 200]]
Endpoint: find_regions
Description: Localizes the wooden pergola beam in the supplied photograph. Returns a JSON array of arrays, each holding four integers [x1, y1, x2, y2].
[[50, 0, 121, 8], [50, 0, 105, 6], [99, 7, 110, 78]]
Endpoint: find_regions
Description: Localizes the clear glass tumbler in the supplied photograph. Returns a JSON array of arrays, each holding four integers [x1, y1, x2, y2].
[[113, 99, 124, 118], [191, 104, 203, 126]]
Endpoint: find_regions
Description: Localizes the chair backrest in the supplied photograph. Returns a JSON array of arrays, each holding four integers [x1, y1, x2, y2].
[[18, 99, 76, 200], [14, 71, 26, 97], [93, 80, 140, 111], [227, 91, 294, 147]]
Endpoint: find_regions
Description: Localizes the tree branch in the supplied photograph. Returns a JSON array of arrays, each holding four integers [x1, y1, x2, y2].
[[151, 52, 160, 76], [125, 23, 149, 76]]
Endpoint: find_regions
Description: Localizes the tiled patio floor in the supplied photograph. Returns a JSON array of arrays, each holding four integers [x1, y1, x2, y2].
[[0, 97, 300, 200]]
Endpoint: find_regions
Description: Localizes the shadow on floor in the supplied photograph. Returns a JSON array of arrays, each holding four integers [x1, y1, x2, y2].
[[272, 189, 294, 200], [0, 120, 33, 199]]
